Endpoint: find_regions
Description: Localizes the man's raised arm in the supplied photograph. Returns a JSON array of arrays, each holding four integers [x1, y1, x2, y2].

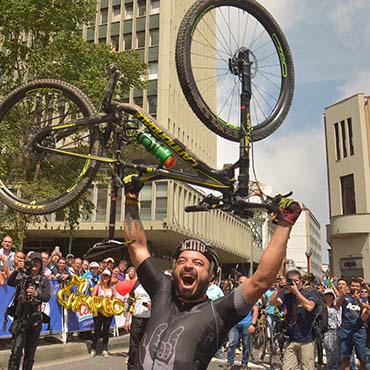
[[123, 175, 151, 268], [243, 199, 302, 304]]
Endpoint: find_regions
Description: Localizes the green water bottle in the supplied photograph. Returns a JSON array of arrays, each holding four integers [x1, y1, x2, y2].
[[137, 131, 177, 168]]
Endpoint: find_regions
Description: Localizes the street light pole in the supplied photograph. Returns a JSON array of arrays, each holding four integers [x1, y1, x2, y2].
[[305, 249, 312, 274]]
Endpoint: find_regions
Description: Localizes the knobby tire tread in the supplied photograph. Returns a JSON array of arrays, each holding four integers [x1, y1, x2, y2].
[[0, 79, 101, 215], [176, 0, 295, 142]]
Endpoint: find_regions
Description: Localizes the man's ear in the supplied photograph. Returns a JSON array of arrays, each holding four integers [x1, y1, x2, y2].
[[209, 272, 215, 282]]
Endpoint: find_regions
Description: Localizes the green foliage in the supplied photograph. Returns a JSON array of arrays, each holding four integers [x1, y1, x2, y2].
[[0, 0, 146, 245]]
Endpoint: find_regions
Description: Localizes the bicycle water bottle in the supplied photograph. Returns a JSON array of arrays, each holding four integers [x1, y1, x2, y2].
[[137, 131, 177, 168]]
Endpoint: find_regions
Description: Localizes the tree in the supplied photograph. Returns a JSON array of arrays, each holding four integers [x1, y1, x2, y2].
[[0, 0, 146, 249]]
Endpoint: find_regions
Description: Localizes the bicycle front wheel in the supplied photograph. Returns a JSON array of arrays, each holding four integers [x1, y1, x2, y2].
[[0, 80, 101, 215], [176, 0, 295, 142]]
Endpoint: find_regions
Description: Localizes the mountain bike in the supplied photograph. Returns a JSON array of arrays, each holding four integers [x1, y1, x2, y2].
[[269, 312, 288, 370], [0, 0, 294, 246]]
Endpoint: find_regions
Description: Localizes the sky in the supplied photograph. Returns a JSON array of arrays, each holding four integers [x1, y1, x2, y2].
[[216, 1, 370, 263]]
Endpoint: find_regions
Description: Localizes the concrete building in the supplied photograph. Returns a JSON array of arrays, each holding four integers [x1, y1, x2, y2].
[[324, 93, 370, 281], [14, 0, 263, 273], [286, 206, 322, 278]]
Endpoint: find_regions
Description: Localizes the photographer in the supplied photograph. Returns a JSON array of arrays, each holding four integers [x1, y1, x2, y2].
[[7, 252, 50, 370], [269, 269, 317, 370]]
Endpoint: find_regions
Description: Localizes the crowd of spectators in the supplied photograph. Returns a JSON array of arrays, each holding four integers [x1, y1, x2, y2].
[[0, 236, 134, 289], [1, 233, 370, 369]]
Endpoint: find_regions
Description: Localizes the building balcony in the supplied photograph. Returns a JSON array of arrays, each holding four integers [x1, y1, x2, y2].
[[25, 180, 255, 265], [327, 213, 370, 240]]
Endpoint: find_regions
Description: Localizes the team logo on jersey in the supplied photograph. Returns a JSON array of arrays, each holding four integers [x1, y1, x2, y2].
[[139, 323, 184, 369]]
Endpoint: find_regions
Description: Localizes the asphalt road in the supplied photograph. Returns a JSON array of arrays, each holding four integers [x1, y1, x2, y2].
[[36, 348, 267, 370]]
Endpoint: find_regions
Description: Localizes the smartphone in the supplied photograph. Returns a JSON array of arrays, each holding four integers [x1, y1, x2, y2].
[[55, 246, 60, 253]]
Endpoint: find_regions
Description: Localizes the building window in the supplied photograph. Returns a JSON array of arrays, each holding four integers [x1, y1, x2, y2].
[[125, 3, 133, 19], [55, 209, 65, 222], [80, 189, 93, 222], [99, 8, 108, 25], [347, 117, 354, 156], [111, 35, 119, 51], [112, 5, 121, 22], [137, 0, 146, 17], [140, 184, 152, 220], [340, 174, 356, 215], [150, 0, 160, 14], [134, 96, 143, 107], [149, 29, 159, 46], [334, 122, 340, 160], [148, 95, 157, 115], [115, 188, 122, 222], [155, 182, 167, 220], [124, 33, 132, 50], [148, 62, 158, 80], [136, 31, 146, 48], [96, 186, 108, 221], [340, 120, 347, 158]]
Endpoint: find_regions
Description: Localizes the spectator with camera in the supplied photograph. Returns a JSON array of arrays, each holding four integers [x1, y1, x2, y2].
[[336, 277, 368, 370], [6, 252, 50, 370], [269, 269, 317, 370]]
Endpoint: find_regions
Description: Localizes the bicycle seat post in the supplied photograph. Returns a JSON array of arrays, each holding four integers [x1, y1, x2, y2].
[[101, 64, 121, 110], [235, 48, 252, 196]]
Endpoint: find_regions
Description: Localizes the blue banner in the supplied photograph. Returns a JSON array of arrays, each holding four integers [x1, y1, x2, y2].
[[0, 280, 117, 338]]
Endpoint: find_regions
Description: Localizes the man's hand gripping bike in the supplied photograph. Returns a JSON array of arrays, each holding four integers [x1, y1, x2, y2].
[[0, 0, 295, 255]]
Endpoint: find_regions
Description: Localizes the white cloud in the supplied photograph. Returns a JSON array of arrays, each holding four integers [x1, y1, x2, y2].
[[217, 124, 330, 260], [338, 70, 370, 98]]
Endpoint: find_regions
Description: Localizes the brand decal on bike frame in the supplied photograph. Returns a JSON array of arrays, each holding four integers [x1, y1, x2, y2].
[[51, 122, 76, 130], [25, 88, 63, 96], [134, 111, 199, 168], [66, 159, 91, 193], [244, 112, 252, 154], [13, 201, 45, 210], [272, 34, 287, 78]]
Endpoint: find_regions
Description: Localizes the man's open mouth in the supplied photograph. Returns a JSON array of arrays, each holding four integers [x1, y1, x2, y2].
[[182, 275, 196, 287]]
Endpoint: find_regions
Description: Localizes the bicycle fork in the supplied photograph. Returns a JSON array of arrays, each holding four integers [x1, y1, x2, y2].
[[230, 48, 253, 196]]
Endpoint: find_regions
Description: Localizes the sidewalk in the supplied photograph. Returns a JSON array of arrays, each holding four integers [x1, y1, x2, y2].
[[0, 333, 130, 370]]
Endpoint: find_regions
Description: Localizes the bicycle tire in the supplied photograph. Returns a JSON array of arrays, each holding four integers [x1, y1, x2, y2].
[[252, 320, 267, 362], [176, 0, 295, 142], [0, 80, 101, 215]]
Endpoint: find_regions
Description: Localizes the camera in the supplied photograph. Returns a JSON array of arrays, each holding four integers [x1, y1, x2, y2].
[[286, 277, 295, 286]]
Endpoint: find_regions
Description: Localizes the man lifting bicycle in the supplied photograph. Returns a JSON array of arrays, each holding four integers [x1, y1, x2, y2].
[[123, 176, 302, 370]]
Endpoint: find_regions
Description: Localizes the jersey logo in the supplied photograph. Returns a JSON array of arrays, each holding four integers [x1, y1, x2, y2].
[[139, 323, 184, 369], [345, 302, 361, 311]]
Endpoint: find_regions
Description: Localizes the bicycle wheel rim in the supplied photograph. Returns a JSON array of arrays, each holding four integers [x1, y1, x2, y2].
[[176, 0, 294, 142], [0, 80, 100, 215]]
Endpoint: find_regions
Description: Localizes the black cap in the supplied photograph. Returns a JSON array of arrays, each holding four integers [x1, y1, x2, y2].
[[29, 252, 42, 261]]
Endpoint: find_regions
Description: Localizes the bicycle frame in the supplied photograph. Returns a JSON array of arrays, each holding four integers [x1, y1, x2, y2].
[[30, 58, 268, 242]]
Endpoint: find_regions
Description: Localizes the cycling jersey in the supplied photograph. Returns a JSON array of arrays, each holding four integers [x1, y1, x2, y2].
[[135, 257, 253, 370]]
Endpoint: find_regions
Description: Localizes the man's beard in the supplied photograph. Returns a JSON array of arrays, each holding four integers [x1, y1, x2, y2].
[[174, 270, 209, 301]]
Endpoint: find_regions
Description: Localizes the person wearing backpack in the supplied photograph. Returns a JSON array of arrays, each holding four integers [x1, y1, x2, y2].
[[269, 269, 317, 370]]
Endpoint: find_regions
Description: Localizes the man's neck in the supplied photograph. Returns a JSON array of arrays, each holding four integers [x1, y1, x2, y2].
[[177, 294, 208, 304]]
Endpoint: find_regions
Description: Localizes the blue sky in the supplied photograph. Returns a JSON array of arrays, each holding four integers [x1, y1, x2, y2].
[[217, 1, 370, 263]]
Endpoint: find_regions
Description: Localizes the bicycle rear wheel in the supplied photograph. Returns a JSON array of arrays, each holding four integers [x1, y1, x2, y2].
[[252, 321, 267, 363], [176, 0, 295, 142], [0, 80, 101, 215]]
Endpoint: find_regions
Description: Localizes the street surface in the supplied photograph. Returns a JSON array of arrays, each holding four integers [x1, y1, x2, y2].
[[36, 348, 267, 370]]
